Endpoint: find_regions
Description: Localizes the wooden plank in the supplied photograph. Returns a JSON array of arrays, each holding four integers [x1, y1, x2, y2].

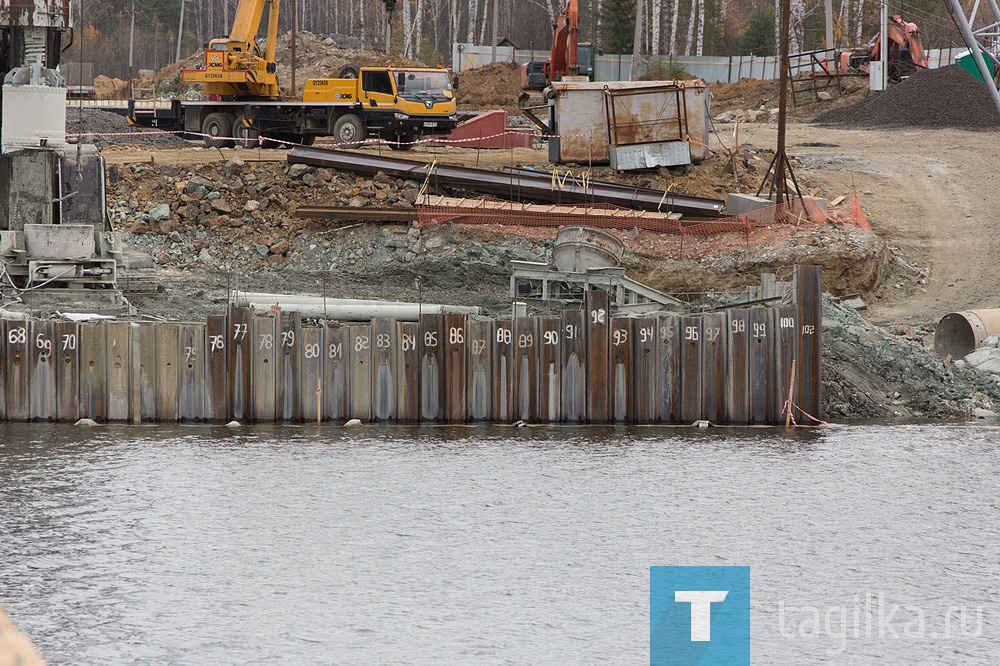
[[323, 325, 348, 422], [773, 306, 798, 424], [585, 290, 611, 423], [106, 322, 132, 422], [657, 315, 680, 424], [205, 315, 230, 422], [154, 324, 179, 422], [250, 316, 277, 422], [348, 324, 373, 421], [492, 319, 514, 423], [277, 311, 300, 421], [396, 322, 419, 422], [726, 308, 750, 425], [178, 324, 205, 421], [137, 324, 158, 421], [419, 313, 444, 422], [679, 316, 702, 423], [561, 309, 586, 423], [748, 307, 770, 424], [610, 317, 631, 422], [28, 320, 56, 421], [298, 327, 325, 423], [536, 317, 561, 422], [466, 319, 492, 421], [631, 317, 658, 423], [4, 320, 29, 421], [227, 308, 252, 422], [443, 313, 467, 423], [79, 323, 107, 422], [54, 321, 80, 422], [513, 316, 537, 422], [701, 312, 728, 424]]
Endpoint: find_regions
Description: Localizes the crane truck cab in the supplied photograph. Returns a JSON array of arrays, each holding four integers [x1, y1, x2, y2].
[[303, 66, 459, 149]]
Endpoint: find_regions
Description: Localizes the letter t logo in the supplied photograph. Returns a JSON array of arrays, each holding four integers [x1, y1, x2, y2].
[[674, 591, 729, 641]]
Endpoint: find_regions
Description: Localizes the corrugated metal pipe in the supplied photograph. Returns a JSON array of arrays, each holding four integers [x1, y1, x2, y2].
[[935, 309, 1000, 359]]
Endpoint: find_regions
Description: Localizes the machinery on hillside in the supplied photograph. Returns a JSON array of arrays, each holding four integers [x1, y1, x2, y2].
[[0, 0, 151, 311], [520, 0, 595, 91], [835, 15, 928, 82], [123, 0, 458, 148]]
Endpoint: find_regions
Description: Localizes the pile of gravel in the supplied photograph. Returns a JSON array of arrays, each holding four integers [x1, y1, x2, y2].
[[813, 65, 1000, 130], [65, 107, 189, 146]]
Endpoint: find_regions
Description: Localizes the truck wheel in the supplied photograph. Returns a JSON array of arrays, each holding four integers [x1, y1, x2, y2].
[[333, 114, 367, 148], [202, 112, 234, 148], [389, 134, 416, 151], [233, 114, 259, 148], [337, 64, 360, 79]]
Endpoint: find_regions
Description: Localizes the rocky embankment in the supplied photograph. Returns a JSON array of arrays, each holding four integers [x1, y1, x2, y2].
[[822, 297, 1000, 419], [112, 157, 550, 276]]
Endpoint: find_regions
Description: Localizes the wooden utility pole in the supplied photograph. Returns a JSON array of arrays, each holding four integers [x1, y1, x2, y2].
[[291, 0, 297, 96]]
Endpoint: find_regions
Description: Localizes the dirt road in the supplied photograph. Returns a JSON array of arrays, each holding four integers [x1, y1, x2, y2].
[[754, 123, 999, 327]]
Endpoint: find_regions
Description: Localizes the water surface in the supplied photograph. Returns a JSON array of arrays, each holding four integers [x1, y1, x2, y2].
[[1, 422, 996, 664]]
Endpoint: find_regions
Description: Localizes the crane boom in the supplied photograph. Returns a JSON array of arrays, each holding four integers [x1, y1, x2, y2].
[[182, 0, 281, 100]]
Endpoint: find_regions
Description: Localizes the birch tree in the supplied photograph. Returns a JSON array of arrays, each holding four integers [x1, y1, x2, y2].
[[403, 0, 413, 56], [415, 0, 424, 59], [789, 0, 804, 52], [685, 0, 696, 55], [651, 0, 661, 54], [696, 0, 705, 54], [853, 0, 865, 43], [669, 0, 679, 53], [466, 0, 476, 42]]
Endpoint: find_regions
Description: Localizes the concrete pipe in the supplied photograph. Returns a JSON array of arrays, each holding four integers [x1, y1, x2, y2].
[[935, 309, 1000, 359]]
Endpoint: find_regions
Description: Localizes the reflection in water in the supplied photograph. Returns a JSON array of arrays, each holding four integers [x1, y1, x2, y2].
[[0, 423, 996, 664]]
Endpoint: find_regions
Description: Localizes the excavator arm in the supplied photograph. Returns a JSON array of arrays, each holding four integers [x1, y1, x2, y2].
[[547, 0, 580, 80]]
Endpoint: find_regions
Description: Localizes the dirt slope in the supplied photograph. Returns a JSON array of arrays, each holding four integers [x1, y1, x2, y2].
[[773, 122, 1000, 327]]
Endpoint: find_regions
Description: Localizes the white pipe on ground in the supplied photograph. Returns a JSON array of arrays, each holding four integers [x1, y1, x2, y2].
[[231, 291, 480, 320]]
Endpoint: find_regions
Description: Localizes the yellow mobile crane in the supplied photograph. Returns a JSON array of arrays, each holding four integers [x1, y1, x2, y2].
[[125, 0, 458, 148]]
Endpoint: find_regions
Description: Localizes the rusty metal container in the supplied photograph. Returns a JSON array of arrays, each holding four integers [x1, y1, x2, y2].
[[552, 225, 624, 272], [935, 309, 1000, 359], [547, 79, 709, 165]]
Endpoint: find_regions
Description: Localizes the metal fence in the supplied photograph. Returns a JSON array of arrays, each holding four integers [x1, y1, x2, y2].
[[453, 44, 967, 83]]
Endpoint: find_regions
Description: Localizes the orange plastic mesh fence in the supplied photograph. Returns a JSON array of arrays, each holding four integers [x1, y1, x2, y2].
[[417, 194, 870, 258]]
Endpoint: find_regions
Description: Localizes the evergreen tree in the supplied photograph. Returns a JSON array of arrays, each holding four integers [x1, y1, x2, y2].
[[600, 0, 636, 53], [739, 7, 775, 56]]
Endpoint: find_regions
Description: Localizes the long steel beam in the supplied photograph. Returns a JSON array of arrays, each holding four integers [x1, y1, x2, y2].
[[288, 147, 724, 218], [295, 205, 418, 221]]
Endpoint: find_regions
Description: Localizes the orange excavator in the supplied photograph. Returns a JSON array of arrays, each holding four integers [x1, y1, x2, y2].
[[836, 15, 928, 82], [520, 0, 594, 90]]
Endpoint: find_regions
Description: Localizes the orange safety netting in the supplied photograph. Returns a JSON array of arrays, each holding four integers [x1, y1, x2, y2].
[[417, 194, 871, 258]]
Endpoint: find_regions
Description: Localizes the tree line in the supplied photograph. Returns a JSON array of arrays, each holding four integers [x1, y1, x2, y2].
[[61, 0, 960, 80]]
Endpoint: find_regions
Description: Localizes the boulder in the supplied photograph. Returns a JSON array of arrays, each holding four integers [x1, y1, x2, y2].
[[148, 203, 171, 222]]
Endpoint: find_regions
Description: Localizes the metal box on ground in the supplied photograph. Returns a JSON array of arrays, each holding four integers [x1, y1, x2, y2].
[[547, 80, 709, 166]]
